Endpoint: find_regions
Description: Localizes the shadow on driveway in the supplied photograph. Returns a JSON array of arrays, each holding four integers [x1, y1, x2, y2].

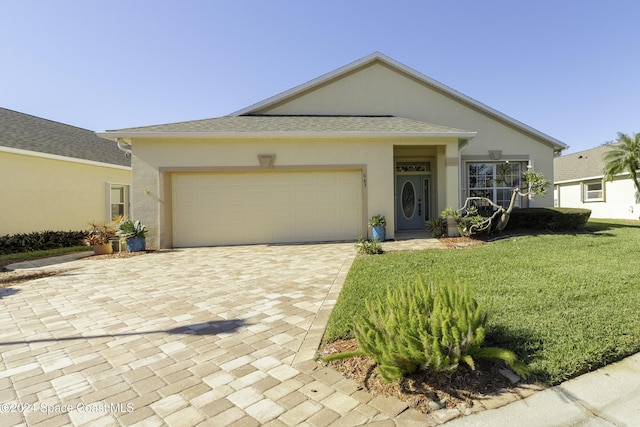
[[0, 319, 247, 346]]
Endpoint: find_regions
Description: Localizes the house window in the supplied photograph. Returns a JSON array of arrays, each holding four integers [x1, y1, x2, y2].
[[396, 162, 430, 173], [109, 184, 129, 221], [582, 181, 604, 202], [468, 162, 523, 208]]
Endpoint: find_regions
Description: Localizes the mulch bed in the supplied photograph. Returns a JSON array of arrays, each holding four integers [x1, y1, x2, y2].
[[82, 250, 150, 261], [320, 339, 516, 415], [438, 235, 487, 249]]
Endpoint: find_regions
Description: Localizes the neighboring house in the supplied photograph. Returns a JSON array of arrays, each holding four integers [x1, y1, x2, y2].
[[98, 52, 566, 248], [554, 145, 640, 220], [0, 107, 131, 235]]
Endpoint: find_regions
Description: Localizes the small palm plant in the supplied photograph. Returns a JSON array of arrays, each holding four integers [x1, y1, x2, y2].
[[603, 132, 640, 202]]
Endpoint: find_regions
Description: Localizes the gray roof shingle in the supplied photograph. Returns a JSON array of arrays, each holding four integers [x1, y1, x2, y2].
[[554, 145, 609, 182], [107, 115, 473, 136], [1, 107, 130, 167]]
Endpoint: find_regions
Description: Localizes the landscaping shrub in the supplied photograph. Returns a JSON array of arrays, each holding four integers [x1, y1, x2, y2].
[[355, 236, 383, 255], [0, 230, 86, 255], [507, 208, 591, 231], [456, 206, 493, 237], [325, 275, 529, 382]]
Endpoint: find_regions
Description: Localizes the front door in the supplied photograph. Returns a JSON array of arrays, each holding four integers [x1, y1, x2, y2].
[[396, 175, 427, 230]]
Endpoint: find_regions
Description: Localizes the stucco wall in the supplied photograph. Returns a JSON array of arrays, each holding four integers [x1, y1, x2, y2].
[[555, 176, 640, 220], [130, 136, 458, 248], [0, 150, 131, 235], [259, 62, 557, 207]]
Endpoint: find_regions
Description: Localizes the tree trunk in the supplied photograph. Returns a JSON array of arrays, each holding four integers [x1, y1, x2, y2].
[[494, 189, 521, 232]]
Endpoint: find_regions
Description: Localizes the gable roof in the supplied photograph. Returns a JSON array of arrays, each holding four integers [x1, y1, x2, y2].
[[232, 52, 567, 151], [0, 107, 130, 167], [102, 115, 476, 139], [554, 145, 609, 182]]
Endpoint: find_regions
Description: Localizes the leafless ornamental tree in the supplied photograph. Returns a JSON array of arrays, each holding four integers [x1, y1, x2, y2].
[[460, 168, 550, 234]]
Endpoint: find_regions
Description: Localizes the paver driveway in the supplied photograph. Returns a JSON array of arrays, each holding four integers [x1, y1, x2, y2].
[[0, 244, 430, 426]]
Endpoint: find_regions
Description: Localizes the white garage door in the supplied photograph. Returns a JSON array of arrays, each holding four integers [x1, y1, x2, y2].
[[172, 170, 363, 247]]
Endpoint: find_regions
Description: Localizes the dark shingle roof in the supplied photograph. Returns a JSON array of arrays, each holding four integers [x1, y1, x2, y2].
[[0, 107, 130, 167], [554, 145, 609, 182], [108, 115, 474, 136]]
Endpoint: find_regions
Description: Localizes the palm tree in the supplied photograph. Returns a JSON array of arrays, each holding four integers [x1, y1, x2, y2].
[[603, 132, 640, 200]]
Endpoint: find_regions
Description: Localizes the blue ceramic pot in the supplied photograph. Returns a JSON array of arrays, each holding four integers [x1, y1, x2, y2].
[[126, 237, 146, 252], [372, 225, 386, 242]]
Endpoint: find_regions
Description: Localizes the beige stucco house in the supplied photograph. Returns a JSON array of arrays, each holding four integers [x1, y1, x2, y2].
[[0, 107, 131, 235], [554, 145, 640, 219], [98, 52, 566, 248]]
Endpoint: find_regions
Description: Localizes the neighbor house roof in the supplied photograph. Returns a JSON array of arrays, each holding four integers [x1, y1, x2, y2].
[[232, 52, 568, 152], [99, 115, 476, 139], [0, 107, 130, 167], [554, 145, 609, 182]]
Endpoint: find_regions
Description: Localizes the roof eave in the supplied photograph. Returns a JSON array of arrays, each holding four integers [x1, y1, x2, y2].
[[229, 52, 568, 151], [97, 130, 477, 140], [0, 145, 131, 170]]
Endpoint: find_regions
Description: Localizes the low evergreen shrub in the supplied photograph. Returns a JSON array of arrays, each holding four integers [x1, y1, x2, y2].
[[325, 276, 529, 382], [0, 230, 86, 255], [355, 236, 383, 255], [508, 208, 591, 231]]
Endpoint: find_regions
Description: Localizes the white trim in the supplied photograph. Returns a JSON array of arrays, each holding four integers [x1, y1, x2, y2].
[[0, 146, 131, 171], [107, 182, 131, 221], [230, 52, 567, 151], [97, 130, 477, 140], [581, 180, 605, 203], [555, 170, 634, 185]]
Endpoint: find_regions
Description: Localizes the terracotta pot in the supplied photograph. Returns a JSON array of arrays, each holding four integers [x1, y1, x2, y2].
[[92, 243, 113, 255]]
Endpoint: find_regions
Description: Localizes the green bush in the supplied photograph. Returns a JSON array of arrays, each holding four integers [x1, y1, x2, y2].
[[425, 217, 446, 238], [355, 236, 383, 255], [0, 230, 86, 255], [325, 276, 529, 382], [457, 206, 493, 237], [508, 208, 591, 231]]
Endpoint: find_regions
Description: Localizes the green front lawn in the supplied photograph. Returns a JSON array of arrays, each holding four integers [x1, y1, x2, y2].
[[324, 219, 640, 385], [0, 246, 91, 270]]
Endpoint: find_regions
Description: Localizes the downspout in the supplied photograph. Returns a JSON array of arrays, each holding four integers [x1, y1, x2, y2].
[[116, 138, 132, 156], [527, 160, 534, 207], [458, 139, 471, 208]]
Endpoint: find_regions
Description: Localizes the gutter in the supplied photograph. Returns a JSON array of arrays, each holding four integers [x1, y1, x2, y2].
[[98, 131, 478, 140]]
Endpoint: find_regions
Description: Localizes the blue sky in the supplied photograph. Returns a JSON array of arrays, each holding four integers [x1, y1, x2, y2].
[[1, 1, 638, 154]]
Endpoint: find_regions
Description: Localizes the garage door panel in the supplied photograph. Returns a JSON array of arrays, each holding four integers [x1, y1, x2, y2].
[[172, 171, 363, 247]]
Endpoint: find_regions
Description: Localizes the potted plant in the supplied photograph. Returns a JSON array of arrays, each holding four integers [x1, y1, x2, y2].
[[426, 217, 446, 238], [116, 219, 148, 252], [368, 214, 387, 242], [441, 207, 461, 237], [84, 222, 116, 255]]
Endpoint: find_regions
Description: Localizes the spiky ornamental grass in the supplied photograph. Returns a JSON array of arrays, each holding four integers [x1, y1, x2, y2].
[[324, 276, 529, 382]]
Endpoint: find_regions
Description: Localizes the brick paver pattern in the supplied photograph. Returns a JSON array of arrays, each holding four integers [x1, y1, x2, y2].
[[0, 243, 439, 426]]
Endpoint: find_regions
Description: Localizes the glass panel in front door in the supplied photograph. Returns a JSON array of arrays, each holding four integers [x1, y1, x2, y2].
[[397, 176, 425, 230], [401, 181, 416, 219]]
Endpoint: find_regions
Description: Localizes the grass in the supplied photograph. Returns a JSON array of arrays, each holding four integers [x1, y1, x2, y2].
[[323, 219, 640, 385], [0, 246, 91, 270]]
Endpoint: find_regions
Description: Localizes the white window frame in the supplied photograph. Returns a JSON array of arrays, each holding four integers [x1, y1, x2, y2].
[[582, 180, 605, 202], [466, 162, 526, 209], [107, 183, 130, 221]]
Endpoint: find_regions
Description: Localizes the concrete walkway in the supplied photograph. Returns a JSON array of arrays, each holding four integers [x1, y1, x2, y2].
[[446, 352, 640, 426]]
